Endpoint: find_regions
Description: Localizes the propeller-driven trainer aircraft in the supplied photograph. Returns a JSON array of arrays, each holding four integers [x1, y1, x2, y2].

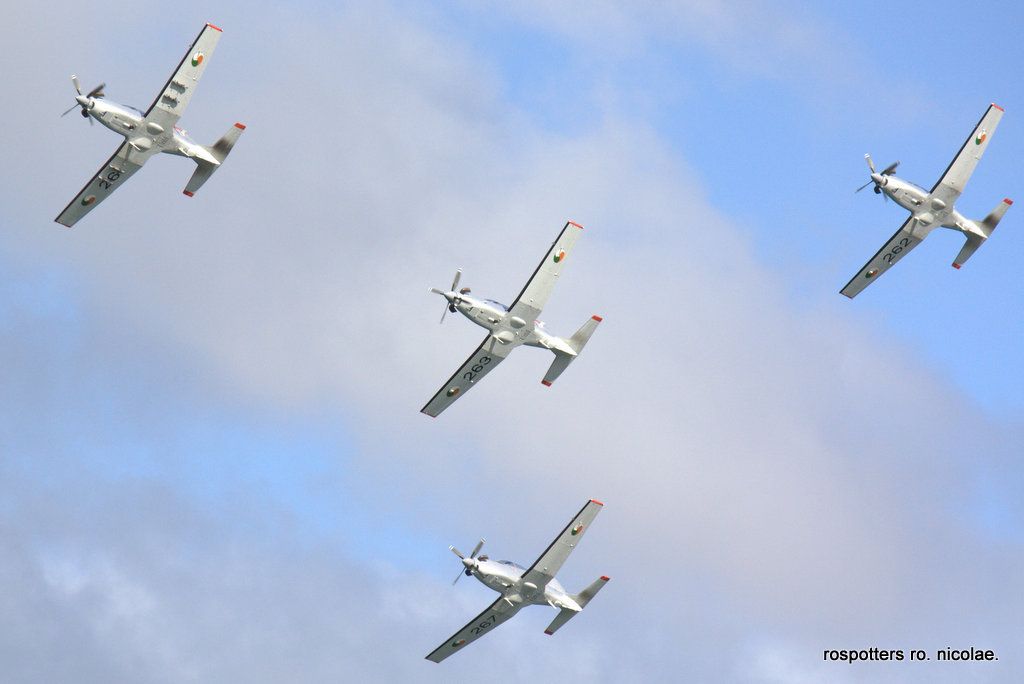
[[426, 499, 609, 663], [422, 221, 602, 417], [841, 103, 1011, 298], [56, 23, 244, 227]]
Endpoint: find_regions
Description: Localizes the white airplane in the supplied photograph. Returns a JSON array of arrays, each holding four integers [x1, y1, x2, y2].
[[56, 23, 244, 227], [841, 103, 1011, 298], [426, 499, 609, 663], [422, 221, 602, 417]]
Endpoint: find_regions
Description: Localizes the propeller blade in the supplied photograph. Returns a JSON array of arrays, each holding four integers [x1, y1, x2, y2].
[[60, 103, 78, 117], [440, 306, 448, 324], [855, 180, 874, 193], [452, 568, 465, 585], [451, 269, 462, 293], [469, 539, 484, 559], [864, 153, 875, 174], [71, 74, 82, 96], [880, 160, 900, 176], [449, 545, 465, 559], [87, 82, 105, 99], [429, 287, 445, 295]]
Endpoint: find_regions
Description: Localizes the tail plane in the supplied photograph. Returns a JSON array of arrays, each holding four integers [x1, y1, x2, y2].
[[541, 315, 602, 387], [953, 198, 1012, 268], [544, 576, 609, 635], [183, 122, 246, 196]]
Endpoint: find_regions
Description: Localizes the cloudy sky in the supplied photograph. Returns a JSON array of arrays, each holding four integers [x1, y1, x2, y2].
[[3, 1, 1023, 682]]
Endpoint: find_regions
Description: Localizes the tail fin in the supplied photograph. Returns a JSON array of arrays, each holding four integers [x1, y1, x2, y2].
[[544, 575, 609, 635], [541, 315, 602, 387], [183, 122, 246, 197], [954, 198, 1012, 268]]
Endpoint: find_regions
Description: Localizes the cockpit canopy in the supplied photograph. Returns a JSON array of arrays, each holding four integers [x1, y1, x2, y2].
[[484, 299, 509, 311], [497, 559, 524, 570]]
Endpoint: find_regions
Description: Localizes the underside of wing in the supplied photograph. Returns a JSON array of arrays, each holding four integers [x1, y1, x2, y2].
[[425, 597, 522, 663], [508, 221, 584, 322], [421, 335, 511, 417], [930, 103, 1004, 206], [55, 142, 148, 227], [840, 217, 922, 298], [143, 23, 223, 131], [520, 499, 603, 590]]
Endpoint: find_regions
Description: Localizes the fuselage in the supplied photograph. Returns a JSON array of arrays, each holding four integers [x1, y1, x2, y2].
[[448, 293, 576, 356], [467, 558, 580, 612], [78, 96, 215, 164], [874, 173, 983, 238]]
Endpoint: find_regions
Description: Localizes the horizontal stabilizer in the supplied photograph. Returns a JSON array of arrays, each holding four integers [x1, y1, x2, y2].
[[183, 123, 245, 197], [543, 607, 578, 636], [954, 198, 1011, 268], [541, 315, 602, 387], [572, 575, 609, 609]]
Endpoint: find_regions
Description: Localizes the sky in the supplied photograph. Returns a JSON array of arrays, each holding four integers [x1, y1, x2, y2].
[[2, 1, 1023, 682]]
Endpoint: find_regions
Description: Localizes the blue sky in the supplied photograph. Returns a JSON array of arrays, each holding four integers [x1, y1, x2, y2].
[[2, 1, 1023, 682]]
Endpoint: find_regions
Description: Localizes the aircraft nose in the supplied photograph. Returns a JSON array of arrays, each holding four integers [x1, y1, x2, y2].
[[462, 557, 476, 571], [870, 172, 886, 186], [75, 95, 91, 108]]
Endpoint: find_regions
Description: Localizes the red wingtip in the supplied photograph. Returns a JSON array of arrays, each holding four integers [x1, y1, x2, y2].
[[600, 576, 610, 582], [952, 262, 962, 269], [992, 103, 1005, 112], [234, 122, 246, 130], [590, 498, 604, 506], [544, 630, 554, 635], [183, 190, 194, 197], [568, 220, 584, 229], [591, 315, 603, 322], [1004, 198, 1013, 205], [541, 380, 552, 387], [206, 22, 223, 32]]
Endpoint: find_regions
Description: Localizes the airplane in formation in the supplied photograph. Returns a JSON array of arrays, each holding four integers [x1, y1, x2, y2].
[[841, 103, 1011, 298], [426, 499, 609, 663], [422, 221, 602, 417], [56, 23, 244, 228]]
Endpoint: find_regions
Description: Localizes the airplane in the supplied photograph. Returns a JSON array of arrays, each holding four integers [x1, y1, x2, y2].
[[421, 221, 602, 417], [426, 499, 609, 663], [841, 103, 1011, 298], [55, 23, 244, 228]]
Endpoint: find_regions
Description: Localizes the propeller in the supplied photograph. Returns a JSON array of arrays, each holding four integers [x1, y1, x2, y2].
[[61, 75, 105, 124], [430, 269, 463, 323], [449, 538, 485, 584], [855, 153, 899, 200]]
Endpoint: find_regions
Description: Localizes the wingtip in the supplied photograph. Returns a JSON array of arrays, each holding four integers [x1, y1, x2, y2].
[[952, 262, 962, 270], [544, 629, 554, 635], [234, 122, 246, 130], [567, 220, 584, 229], [992, 102, 1005, 112], [541, 380, 552, 387], [591, 315, 603, 322], [1004, 198, 1013, 205], [206, 22, 223, 32], [590, 498, 604, 506], [183, 190, 194, 197], [599, 576, 610, 582]]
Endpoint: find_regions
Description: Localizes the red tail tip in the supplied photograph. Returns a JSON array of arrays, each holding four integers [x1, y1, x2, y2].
[[541, 380, 552, 387], [600, 576, 610, 581], [234, 122, 246, 130], [590, 498, 604, 506], [568, 220, 583, 229], [591, 315, 603, 322], [183, 190, 195, 197], [952, 262, 962, 269], [206, 23, 223, 32]]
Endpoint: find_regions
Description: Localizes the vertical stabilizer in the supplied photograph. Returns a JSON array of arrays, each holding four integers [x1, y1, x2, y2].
[[541, 315, 602, 387], [954, 198, 1012, 268]]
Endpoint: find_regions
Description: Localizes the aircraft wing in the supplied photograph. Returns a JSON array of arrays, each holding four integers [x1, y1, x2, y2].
[[143, 23, 223, 132], [507, 221, 584, 323], [930, 103, 1004, 207], [519, 499, 603, 590], [840, 216, 922, 298], [55, 141, 153, 227], [421, 335, 513, 417], [425, 596, 524, 663]]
